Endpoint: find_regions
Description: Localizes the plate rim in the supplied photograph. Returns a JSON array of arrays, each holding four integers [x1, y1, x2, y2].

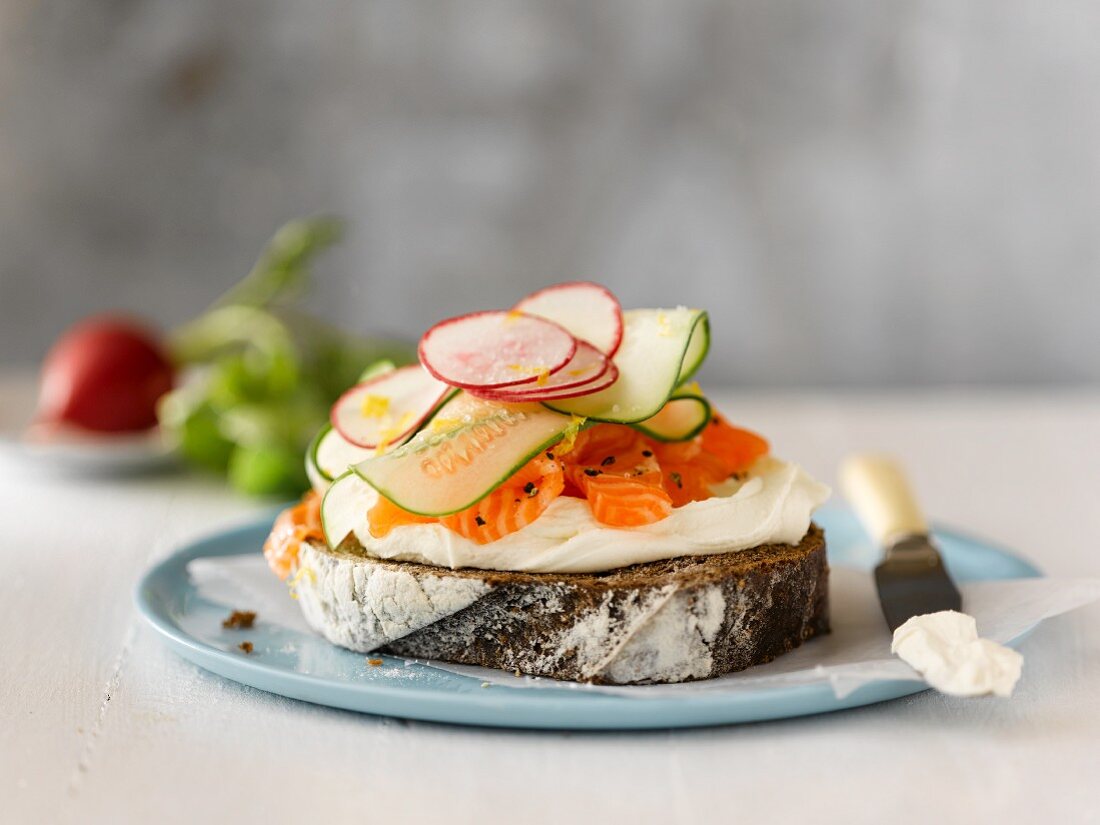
[[134, 508, 1043, 730]]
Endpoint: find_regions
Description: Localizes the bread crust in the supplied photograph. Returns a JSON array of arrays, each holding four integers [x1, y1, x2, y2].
[[294, 525, 828, 685]]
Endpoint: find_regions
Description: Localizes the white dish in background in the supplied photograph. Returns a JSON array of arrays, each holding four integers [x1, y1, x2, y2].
[[0, 373, 177, 475]]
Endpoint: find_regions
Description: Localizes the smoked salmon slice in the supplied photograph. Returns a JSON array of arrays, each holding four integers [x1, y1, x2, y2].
[[700, 414, 769, 475], [562, 424, 672, 527], [657, 450, 729, 507], [367, 494, 436, 538], [441, 455, 564, 543], [578, 472, 673, 526], [263, 492, 323, 580]]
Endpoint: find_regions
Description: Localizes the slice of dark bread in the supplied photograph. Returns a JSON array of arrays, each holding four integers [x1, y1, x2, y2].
[[294, 525, 828, 685]]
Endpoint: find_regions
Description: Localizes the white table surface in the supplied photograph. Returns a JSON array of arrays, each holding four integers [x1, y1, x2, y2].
[[3, 374, 1099, 824]]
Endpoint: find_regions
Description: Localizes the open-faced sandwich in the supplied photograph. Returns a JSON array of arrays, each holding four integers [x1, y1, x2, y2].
[[263, 283, 831, 684]]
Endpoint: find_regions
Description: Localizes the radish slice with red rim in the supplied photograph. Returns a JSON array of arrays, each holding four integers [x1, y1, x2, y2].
[[331, 365, 451, 449], [513, 281, 624, 357], [418, 310, 577, 390], [469, 340, 609, 399], [469, 357, 619, 403]]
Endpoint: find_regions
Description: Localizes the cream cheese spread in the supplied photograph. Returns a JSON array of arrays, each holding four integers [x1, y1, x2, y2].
[[322, 456, 830, 574], [891, 610, 1023, 697]]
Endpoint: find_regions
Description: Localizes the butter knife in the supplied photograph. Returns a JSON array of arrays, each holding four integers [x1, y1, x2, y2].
[[840, 454, 962, 631]]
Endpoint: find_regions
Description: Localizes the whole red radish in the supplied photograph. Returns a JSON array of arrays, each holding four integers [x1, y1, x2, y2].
[[37, 315, 176, 433]]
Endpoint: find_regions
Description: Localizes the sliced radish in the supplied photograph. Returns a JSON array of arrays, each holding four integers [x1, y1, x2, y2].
[[418, 310, 577, 390], [464, 340, 610, 400], [469, 358, 618, 403], [331, 365, 450, 449], [513, 281, 624, 357]]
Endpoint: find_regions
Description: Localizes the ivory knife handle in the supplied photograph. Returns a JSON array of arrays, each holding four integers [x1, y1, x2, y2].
[[839, 454, 929, 547]]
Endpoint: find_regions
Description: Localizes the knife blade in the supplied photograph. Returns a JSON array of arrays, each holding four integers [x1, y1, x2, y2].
[[840, 454, 962, 631]]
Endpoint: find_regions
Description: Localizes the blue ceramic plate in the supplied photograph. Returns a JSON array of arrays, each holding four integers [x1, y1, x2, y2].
[[135, 507, 1040, 730]]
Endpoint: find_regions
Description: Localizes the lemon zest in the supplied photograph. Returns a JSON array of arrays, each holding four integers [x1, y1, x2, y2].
[[505, 364, 544, 375], [377, 411, 417, 450], [359, 393, 390, 418], [429, 416, 463, 433], [553, 415, 587, 457]]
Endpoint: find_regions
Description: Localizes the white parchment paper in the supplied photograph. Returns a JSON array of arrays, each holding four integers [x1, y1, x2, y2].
[[189, 555, 1100, 699]]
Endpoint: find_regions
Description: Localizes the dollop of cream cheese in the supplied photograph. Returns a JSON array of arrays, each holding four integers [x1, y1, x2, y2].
[[891, 610, 1023, 697], [323, 456, 831, 574]]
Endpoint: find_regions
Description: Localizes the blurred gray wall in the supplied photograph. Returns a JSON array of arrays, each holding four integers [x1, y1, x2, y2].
[[1, 0, 1099, 386]]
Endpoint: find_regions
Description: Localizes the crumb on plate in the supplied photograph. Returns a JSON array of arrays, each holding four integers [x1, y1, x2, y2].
[[223, 610, 257, 630]]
